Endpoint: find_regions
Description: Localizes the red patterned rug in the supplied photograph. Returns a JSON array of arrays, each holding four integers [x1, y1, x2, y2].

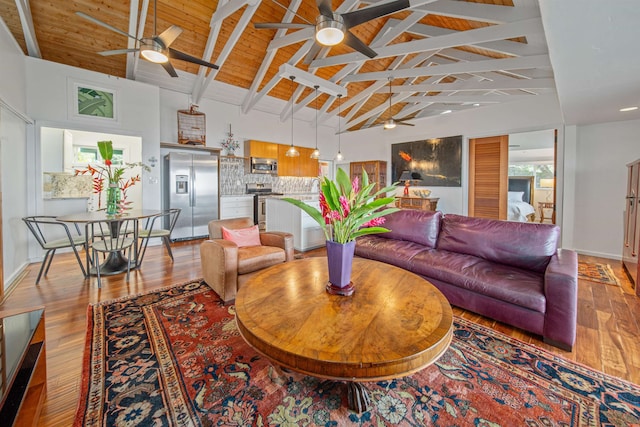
[[578, 261, 620, 286], [74, 279, 640, 426]]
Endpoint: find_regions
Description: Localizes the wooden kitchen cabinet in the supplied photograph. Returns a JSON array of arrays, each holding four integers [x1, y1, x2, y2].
[[350, 161, 387, 199], [277, 145, 319, 177], [277, 144, 298, 176], [298, 147, 319, 177], [245, 140, 278, 159]]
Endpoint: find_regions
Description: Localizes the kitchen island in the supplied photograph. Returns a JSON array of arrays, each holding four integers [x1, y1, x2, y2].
[[266, 195, 325, 252]]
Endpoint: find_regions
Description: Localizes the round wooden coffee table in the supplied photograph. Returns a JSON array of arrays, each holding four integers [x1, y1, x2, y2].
[[235, 257, 453, 412]]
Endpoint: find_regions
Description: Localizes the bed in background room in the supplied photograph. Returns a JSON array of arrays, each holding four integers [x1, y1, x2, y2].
[[508, 176, 536, 222]]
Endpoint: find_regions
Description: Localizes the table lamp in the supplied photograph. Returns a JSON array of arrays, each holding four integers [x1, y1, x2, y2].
[[399, 170, 412, 196]]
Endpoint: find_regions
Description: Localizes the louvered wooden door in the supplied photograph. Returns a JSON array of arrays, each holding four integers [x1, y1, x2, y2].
[[468, 135, 508, 220]]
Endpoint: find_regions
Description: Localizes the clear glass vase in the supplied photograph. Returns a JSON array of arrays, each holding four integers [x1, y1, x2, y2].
[[106, 183, 121, 215]]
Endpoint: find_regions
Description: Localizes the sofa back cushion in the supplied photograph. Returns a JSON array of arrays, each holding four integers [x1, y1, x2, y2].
[[437, 214, 559, 273], [377, 209, 442, 248]]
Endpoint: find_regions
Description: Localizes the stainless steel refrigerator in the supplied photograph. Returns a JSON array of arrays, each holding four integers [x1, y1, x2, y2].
[[164, 152, 219, 240]]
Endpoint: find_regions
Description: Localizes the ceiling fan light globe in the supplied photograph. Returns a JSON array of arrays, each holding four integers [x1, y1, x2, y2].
[[383, 119, 396, 129], [315, 15, 345, 46], [140, 41, 168, 63]]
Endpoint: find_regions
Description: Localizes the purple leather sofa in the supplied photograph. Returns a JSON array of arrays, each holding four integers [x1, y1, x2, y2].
[[355, 209, 578, 351]]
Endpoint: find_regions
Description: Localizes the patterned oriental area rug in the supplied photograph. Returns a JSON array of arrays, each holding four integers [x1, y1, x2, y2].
[[578, 262, 620, 286], [74, 280, 640, 426]]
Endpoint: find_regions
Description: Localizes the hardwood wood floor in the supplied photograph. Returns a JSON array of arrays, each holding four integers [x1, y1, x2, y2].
[[2, 242, 639, 426]]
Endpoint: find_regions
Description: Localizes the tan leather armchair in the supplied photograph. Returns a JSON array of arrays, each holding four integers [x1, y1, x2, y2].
[[200, 217, 294, 303]]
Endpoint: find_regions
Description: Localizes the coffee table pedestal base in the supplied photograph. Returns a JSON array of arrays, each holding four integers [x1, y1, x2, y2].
[[326, 281, 355, 296], [347, 382, 371, 413]]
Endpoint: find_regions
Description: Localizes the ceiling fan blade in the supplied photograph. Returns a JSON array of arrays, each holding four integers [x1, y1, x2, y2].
[[156, 25, 183, 48], [98, 49, 140, 56], [341, 0, 410, 29], [397, 121, 415, 126], [343, 31, 377, 58], [254, 22, 311, 29], [316, 0, 334, 18], [168, 48, 219, 70], [303, 43, 322, 65], [76, 11, 139, 41], [161, 61, 179, 77]]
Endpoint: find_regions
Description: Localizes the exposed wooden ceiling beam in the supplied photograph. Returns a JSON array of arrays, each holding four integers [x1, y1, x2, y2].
[[241, 0, 305, 113], [378, 78, 556, 93], [343, 54, 551, 83], [311, 17, 544, 68], [14, 0, 41, 57], [193, 1, 260, 103]]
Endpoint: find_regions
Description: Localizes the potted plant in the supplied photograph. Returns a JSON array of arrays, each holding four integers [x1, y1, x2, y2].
[[282, 168, 398, 295]]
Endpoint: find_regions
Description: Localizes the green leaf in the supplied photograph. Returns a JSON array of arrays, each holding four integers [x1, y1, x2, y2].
[[361, 167, 370, 188], [97, 140, 113, 161], [351, 226, 391, 239], [335, 168, 352, 198]]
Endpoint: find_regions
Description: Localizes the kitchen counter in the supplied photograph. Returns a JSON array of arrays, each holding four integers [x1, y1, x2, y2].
[[266, 198, 325, 251], [275, 193, 319, 201]]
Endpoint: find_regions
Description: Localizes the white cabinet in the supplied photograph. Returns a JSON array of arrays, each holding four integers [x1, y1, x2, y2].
[[266, 198, 326, 252], [220, 196, 254, 220]]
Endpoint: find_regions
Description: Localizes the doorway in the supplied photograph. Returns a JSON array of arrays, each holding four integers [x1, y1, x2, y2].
[[468, 129, 557, 223], [508, 129, 556, 224]]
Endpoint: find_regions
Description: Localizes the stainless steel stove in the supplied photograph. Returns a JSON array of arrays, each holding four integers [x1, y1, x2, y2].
[[245, 183, 283, 231]]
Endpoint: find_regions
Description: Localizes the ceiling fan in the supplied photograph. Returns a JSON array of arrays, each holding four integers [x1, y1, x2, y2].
[[255, 0, 410, 63], [382, 78, 414, 129], [76, 0, 219, 77]]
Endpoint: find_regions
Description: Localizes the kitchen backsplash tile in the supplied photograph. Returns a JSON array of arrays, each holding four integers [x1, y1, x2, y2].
[[220, 156, 318, 195]]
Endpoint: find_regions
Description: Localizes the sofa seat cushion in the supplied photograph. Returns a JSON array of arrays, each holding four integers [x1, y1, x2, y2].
[[356, 235, 427, 270], [410, 249, 546, 313], [238, 246, 286, 274]]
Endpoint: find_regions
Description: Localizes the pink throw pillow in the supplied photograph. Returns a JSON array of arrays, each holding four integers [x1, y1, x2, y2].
[[221, 225, 261, 247]]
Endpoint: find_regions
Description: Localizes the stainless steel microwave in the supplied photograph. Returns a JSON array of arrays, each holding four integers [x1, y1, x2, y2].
[[249, 157, 278, 175]]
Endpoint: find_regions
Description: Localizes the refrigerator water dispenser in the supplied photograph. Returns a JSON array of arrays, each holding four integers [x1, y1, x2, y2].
[[176, 175, 189, 194]]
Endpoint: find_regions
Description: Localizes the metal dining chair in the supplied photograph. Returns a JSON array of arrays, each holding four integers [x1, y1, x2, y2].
[[89, 218, 138, 288], [137, 208, 181, 266], [22, 216, 88, 284]]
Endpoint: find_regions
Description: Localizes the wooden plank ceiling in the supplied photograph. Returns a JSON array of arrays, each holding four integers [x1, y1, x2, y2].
[[0, 0, 554, 132]]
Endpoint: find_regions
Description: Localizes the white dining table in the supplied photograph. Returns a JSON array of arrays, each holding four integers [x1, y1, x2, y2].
[[57, 209, 162, 277]]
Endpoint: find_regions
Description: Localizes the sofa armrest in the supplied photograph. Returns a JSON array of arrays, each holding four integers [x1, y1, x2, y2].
[[259, 231, 294, 262], [200, 239, 239, 303], [542, 248, 578, 351]]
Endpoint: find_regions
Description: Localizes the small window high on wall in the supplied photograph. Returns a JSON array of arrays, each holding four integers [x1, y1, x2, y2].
[[508, 164, 554, 189]]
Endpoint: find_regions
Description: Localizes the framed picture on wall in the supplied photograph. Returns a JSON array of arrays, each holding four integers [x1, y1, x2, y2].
[[68, 79, 118, 122], [391, 135, 462, 187]]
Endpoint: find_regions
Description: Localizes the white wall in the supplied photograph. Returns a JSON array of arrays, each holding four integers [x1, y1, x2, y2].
[[1, 107, 29, 289], [0, 21, 29, 291], [567, 119, 640, 258], [0, 19, 26, 114], [25, 57, 162, 216], [338, 94, 564, 216], [159, 89, 338, 157]]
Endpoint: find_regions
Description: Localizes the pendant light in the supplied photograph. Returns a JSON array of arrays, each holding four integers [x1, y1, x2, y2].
[[285, 76, 300, 157], [335, 94, 344, 161], [310, 85, 320, 159]]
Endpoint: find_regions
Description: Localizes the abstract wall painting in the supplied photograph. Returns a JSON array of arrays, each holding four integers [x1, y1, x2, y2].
[[391, 135, 462, 187]]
